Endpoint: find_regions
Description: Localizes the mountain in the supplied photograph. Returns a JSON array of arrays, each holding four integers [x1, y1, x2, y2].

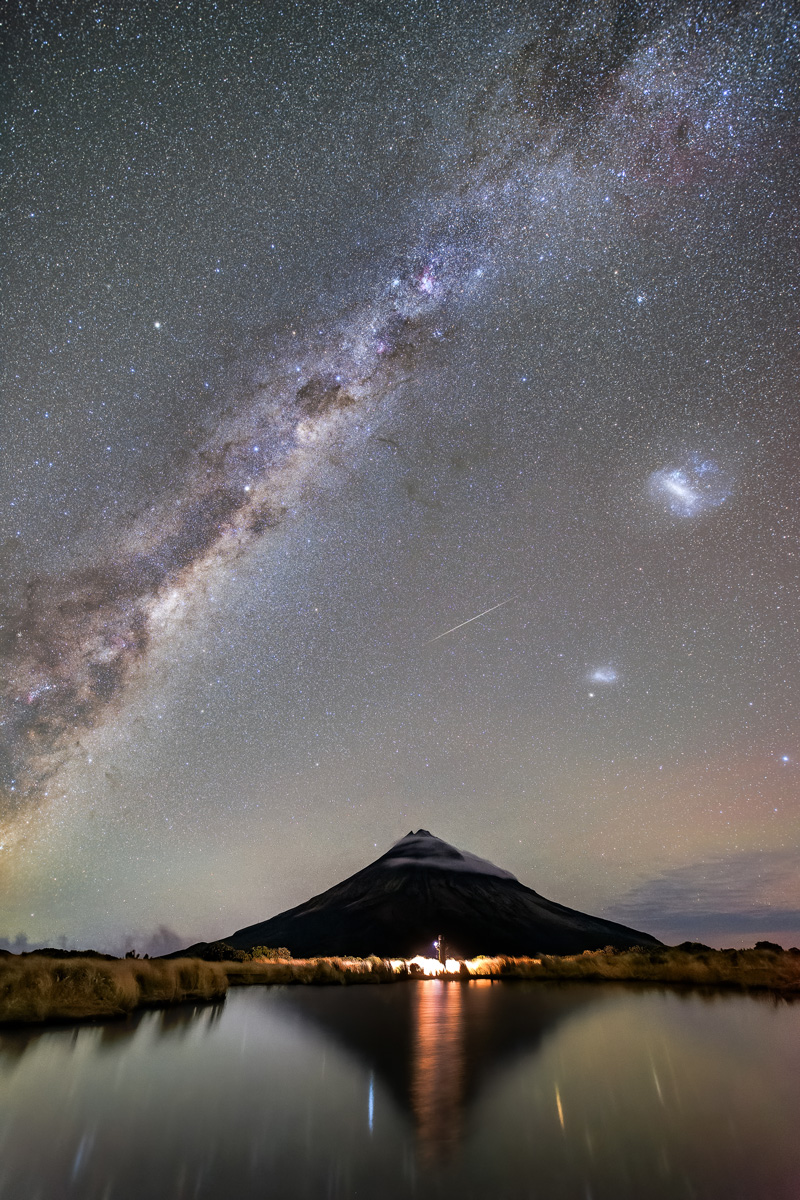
[[177, 830, 661, 958]]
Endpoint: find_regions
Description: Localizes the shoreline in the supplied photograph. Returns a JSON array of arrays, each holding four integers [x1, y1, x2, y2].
[[223, 945, 800, 993], [1, 945, 798, 1026]]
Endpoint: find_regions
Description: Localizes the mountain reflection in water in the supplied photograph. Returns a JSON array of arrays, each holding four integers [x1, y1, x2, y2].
[[1, 983, 800, 1199], [275, 977, 601, 1162]]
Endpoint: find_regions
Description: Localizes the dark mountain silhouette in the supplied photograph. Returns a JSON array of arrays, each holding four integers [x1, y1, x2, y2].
[[177, 830, 661, 958]]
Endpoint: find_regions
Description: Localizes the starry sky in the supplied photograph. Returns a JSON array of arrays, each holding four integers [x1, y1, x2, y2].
[[2, 0, 799, 954]]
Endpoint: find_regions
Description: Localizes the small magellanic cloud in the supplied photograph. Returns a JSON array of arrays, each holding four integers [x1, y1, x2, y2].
[[588, 666, 618, 685]]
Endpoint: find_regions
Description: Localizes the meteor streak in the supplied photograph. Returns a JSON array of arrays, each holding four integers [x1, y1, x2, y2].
[[424, 598, 516, 644]]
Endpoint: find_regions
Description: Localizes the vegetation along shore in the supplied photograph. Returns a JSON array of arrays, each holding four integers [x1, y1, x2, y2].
[[1, 942, 798, 1025]]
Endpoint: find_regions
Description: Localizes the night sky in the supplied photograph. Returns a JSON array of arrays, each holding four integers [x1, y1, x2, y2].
[[2, 0, 799, 954]]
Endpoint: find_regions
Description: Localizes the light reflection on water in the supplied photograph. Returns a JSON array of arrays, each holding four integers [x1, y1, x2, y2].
[[1, 982, 799, 1199], [411, 974, 465, 1160]]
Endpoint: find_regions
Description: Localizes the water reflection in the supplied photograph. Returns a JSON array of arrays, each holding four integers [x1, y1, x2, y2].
[[1, 985, 799, 1199], [0, 999, 225, 1071], [411, 979, 465, 1158], [0, 1024, 48, 1068], [154, 1000, 225, 1040], [274, 978, 603, 1161]]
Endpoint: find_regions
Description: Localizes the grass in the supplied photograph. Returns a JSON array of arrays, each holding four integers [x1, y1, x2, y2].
[[224, 955, 398, 986], [0, 956, 228, 1024], [0, 954, 395, 1023], [466, 946, 800, 993], [2, 945, 798, 1024], [215, 945, 800, 994]]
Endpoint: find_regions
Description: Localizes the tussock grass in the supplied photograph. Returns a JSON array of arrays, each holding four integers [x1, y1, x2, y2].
[[224, 947, 800, 992], [4, 946, 798, 1024], [0, 956, 228, 1024], [468, 947, 800, 993], [207, 947, 800, 993], [225, 955, 398, 986]]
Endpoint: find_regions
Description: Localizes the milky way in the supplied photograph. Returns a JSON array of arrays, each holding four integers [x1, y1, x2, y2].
[[0, 256, 462, 814], [0, 3, 769, 824], [2, 0, 799, 949]]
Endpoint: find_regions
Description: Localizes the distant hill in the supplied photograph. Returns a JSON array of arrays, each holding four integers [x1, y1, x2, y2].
[[175, 830, 661, 958]]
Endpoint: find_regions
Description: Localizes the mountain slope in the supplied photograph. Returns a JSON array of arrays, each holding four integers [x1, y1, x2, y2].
[[181, 830, 661, 958]]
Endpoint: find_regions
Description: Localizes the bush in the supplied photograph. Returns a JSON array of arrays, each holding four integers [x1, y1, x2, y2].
[[249, 946, 291, 961], [199, 942, 250, 963]]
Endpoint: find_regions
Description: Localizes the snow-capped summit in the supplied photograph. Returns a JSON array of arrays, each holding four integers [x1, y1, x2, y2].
[[375, 829, 518, 881]]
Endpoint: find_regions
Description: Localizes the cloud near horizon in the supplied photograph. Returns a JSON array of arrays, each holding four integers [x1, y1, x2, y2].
[[0, 923, 186, 958], [609, 849, 800, 937]]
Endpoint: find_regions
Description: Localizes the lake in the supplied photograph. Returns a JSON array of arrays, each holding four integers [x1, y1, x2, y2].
[[1, 979, 798, 1199]]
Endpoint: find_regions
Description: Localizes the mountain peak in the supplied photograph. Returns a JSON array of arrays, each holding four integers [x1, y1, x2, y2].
[[379, 829, 518, 881], [178, 827, 661, 958]]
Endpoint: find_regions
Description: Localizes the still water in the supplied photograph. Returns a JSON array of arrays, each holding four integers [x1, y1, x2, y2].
[[1, 980, 798, 1199]]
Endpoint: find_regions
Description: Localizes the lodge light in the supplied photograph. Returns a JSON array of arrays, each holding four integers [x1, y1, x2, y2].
[[397, 956, 499, 977]]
